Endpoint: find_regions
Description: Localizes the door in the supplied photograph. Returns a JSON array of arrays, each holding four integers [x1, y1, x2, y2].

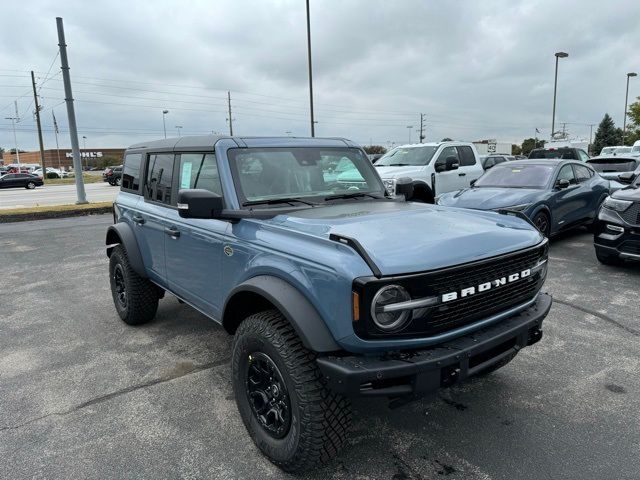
[[164, 152, 228, 317], [133, 153, 176, 283], [572, 164, 599, 221], [433, 146, 462, 195], [456, 145, 483, 186], [0, 174, 17, 188], [551, 164, 583, 230]]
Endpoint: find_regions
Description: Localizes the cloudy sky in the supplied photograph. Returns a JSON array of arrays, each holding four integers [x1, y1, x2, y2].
[[1, 0, 639, 152]]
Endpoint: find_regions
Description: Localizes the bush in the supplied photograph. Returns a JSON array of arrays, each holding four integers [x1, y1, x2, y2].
[[46, 172, 60, 179]]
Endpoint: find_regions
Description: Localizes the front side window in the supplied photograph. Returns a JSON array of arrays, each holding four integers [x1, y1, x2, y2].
[[436, 146, 459, 165], [556, 165, 577, 185], [122, 153, 142, 192], [456, 146, 476, 166], [145, 153, 174, 204], [177, 153, 223, 196], [227, 147, 384, 205], [375, 146, 438, 167]]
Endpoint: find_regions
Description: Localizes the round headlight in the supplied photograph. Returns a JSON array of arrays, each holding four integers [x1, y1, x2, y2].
[[370, 285, 411, 331]]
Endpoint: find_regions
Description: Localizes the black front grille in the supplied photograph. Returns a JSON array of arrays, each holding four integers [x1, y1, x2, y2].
[[619, 202, 640, 225], [354, 242, 547, 340], [620, 240, 640, 255]]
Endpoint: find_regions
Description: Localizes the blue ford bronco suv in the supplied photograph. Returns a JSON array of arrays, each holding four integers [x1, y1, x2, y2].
[[106, 135, 552, 471]]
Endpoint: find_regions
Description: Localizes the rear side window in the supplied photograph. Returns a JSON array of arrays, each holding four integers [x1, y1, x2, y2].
[[145, 154, 175, 205], [456, 146, 476, 166], [578, 150, 590, 162], [177, 153, 223, 196], [573, 164, 593, 183], [122, 153, 142, 193], [557, 165, 577, 185]]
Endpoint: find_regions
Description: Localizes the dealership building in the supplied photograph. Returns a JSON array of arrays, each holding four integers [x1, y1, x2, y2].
[[1, 148, 125, 169]]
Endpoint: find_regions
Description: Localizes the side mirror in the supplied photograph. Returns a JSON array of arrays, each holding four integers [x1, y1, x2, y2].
[[445, 156, 459, 171], [555, 178, 570, 189], [177, 189, 224, 219], [470, 178, 477, 187], [395, 177, 414, 200], [618, 171, 635, 184]]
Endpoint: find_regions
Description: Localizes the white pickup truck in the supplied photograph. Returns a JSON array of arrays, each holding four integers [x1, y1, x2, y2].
[[371, 141, 484, 203]]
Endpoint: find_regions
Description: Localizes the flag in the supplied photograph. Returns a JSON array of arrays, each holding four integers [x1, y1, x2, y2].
[[52, 111, 59, 134], [535, 128, 540, 134]]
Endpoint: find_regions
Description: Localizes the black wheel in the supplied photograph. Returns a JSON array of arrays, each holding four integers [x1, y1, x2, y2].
[[26, 181, 36, 189], [109, 245, 159, 325], [595, 248, 622, 266], [532, 211, 550, 237], [232, 310, 351, 472], [115, 176, 122, 186], [473, 351, 518, 377]]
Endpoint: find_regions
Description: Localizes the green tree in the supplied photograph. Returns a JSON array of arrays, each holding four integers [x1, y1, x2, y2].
[[593, 114, 623, 153], [625, 96, 640, 144], [511, 144, 522, 155], [363, 145, 387, 155], [521, 138, 546, 156]]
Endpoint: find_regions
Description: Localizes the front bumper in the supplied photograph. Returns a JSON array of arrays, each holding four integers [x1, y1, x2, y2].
[[593, 207, 640, 261], [317, 292, 552, 397]]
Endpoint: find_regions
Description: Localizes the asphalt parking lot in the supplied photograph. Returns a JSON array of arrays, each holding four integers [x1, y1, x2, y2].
[[0, 182, 118, 209], [1, 215, 639, 479]]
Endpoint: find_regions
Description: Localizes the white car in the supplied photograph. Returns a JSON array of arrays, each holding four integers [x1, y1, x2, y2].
[[32, 167, 69, 178], [373, 141, 484, 202], [599, 146, 625, 156], [630, 140, 640, 157]]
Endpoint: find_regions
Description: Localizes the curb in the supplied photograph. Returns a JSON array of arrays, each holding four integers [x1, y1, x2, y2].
[[0, 205, 114, 223]]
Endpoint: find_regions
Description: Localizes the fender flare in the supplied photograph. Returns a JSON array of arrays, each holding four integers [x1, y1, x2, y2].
[[223, 275, 340, 353], [105, 223, 147, 278], [411, 181, 434, 203]]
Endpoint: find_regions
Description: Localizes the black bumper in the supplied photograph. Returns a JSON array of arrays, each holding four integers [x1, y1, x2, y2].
[[593, 208, 640, 261], [317, 292, 552, 398]]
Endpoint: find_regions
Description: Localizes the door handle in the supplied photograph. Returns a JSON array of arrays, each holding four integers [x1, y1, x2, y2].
[[132, 215, 145, 225], [165, 227, 181, 238], [458, 172, 466, 176]]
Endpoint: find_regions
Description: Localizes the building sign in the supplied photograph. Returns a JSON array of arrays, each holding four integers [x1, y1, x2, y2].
[[65, 151, 104, 158]]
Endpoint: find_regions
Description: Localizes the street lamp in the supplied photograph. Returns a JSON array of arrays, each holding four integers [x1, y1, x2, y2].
[[623, 72, 637, 145], [175, 125, 183, 137], [82, 135, 87, 169], [406, 125, 413, 143], [551, 51, 569, 137], [162, 110, 169, 138]]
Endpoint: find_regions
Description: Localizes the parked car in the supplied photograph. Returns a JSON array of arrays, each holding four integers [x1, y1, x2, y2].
[[0, 173, 43, 189], [481, 154, 514, 170], [106, 166, 123, 186], [586, 156, 640, 183], [630, 140, 640, 157], [437, 159, 610, 237], [103, 165, 120, 182], [612, 146, 632, 155], [373, 141, 484, 202], [106, 135, 551, 471], [514, 155, 528, 160], [593, 173, 640, 264], [529, 147, 590, 162], [32, 167, 69, 178]]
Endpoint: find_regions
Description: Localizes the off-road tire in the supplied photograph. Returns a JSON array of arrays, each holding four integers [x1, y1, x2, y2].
[[473, 350, 518, 377], [109, 245, 158, 325], [232, 310, 352, 472], [595, 248, 622, 266]]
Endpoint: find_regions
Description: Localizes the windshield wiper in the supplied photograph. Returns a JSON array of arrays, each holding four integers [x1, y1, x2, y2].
[[324, 192, 384, 201], [376, 163, 410, 167], [242, 197, 318, 207]]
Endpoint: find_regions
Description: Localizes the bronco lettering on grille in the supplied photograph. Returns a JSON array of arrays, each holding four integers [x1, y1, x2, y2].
[[441, 268, 531, 303]]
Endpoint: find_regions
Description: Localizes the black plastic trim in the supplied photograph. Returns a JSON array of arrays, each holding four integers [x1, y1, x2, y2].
[[329, 233, 382, 278], [105, 223, 147, 278]]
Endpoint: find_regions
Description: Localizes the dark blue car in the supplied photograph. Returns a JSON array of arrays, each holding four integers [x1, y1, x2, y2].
[[437, 159, 610, 236]]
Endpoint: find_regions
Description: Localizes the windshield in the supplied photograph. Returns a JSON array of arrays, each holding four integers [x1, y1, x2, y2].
[[632, 146, 640, 154], [227, 147, 385, 206], [587, 158, 638, 173], [600, 147, 616, 155], [375, 146, 438, 166], [613, 147, 631, 154], [529, 148, 577, 160], [474, 164, 554, 188]]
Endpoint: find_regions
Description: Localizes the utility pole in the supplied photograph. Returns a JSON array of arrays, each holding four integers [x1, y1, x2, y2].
[[30, 70, 47, 184], [562, 123, 566, 138], [419, 113, 426, 143], [56, 16, 87, 204], [52, 111, 62, 169], [623, 72, 637, 145], [588, 123, 595, 155], [5, 115, 21, 171], [227, 91, 234, 136], [306, 0, 315, 137]]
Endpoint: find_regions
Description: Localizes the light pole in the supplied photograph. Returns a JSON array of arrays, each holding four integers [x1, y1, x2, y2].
[[551, 51, 569, 138], [162, 109, 169, 138], [82, 135, 88, 170], [406, 125, 413, 143], [305, 0, 315, 137], [5, 116, 20, 170], [623, 72, 637, 145], [175, 125, 182, 137]]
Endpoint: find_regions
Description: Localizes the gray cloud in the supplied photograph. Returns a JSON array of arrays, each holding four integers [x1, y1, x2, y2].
[[1, 0, 639, 153]]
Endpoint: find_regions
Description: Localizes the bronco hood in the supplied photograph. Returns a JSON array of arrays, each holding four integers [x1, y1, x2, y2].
[[437, 187, 543, 210], [263, 200, 543, 276]]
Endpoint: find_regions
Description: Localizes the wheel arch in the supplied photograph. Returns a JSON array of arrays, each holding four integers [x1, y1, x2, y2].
[[411, 181, 434, 203], [105, 223, 147, 278], [223, 275, 340, 353]]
